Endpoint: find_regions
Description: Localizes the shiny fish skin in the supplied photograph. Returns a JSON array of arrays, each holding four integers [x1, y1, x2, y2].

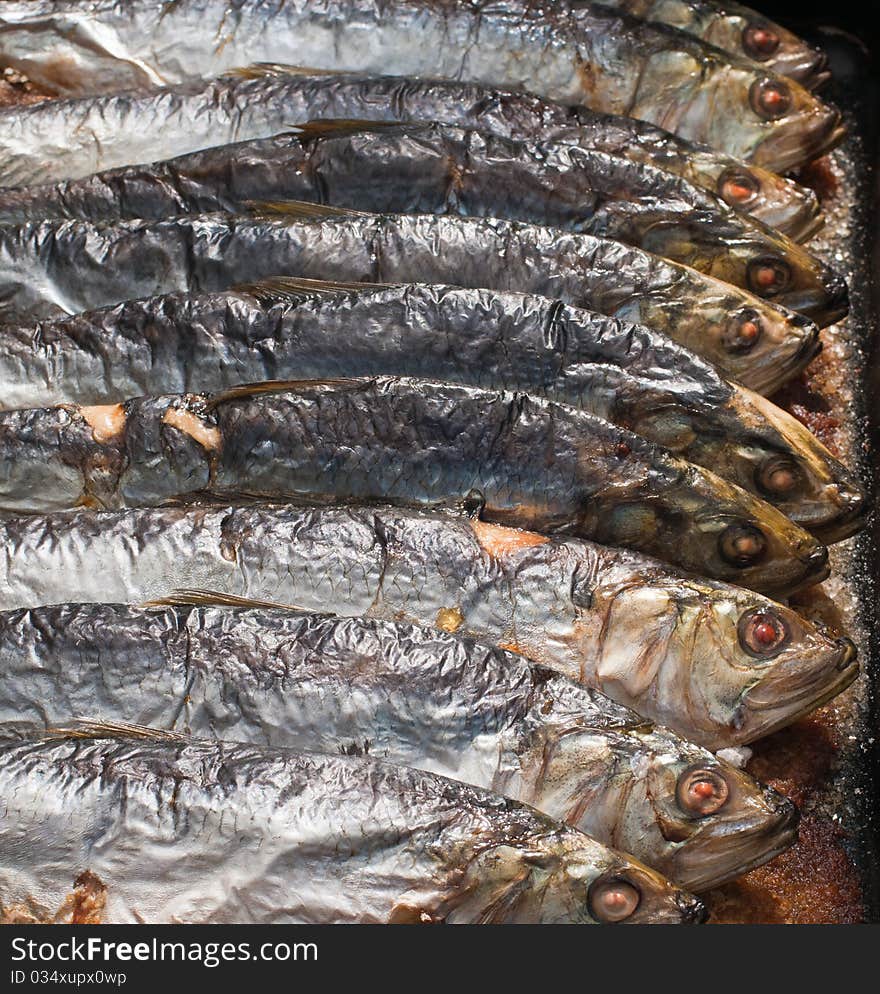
[[0, 602, 798, 891], [0, 376, 829, 595], [0, 282, 862, 538], [0, 68, 821, 241], [0, 0, 843, 171], [0, 122, 843, 316], [0, 211, 827, 384], [0, 734, 704, 924], [0, 504, 855, 749], [592, 1, 829, 88]]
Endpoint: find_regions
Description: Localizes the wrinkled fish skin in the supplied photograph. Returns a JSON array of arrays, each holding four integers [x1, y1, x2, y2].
[[592, 1, 829, 89], [0, 376, 830, 595], [0, 602, 798, 892], [0, 122, 844, 318], [0, 504, 856, 748], [0, 734, 705, 924], [0, 211, 826, 384], [0, 282, 863, 539], [0, 68, 821, 241], [0, 0, 844, 171]]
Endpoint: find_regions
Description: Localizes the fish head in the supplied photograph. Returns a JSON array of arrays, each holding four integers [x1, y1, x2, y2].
[[577, 569, 857, 747], [715, 163, 822, 242], [724, 385, 869, 541], [452, 830, 705, 923]]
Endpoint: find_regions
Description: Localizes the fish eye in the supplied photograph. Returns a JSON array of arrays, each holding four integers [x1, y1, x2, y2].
[[756, 456, 801, 497], [743, 24, 781, 60], [747, 256, 792, 298], [750, 78, 792, 120], [738, 608, 790, 656], [724, 309, 763, 352], [676, 766, 731, 817], [719, 168, 760, 207], [588, 877, 641, 923], [719, 523, 767, 567]]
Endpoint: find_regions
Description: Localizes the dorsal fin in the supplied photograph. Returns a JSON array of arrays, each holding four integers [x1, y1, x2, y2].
[[206, 376, 368, 409], [224, 63, 347, 80], [145, 589, 305, 612], [44, 719, 186, 743], [247, 199, 369, 220], [291, 118, 409, 140], [233, 275, 391, 305]]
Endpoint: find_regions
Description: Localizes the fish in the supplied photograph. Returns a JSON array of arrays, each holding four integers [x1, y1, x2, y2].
[[0, 280, 863, 540], [0, 728, 705, 924], [0, 376, 830, 595], [0, 67, 823, 241], [591, 1, 830, 89], [0, 209, 829, 381], [0, 121, 845, 317], [0, 0, 845, 171], [0, 601, 799, 891], [0, 504, 856, 748]]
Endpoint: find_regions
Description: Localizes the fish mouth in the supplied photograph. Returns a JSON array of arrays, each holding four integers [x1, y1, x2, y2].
[[760, 538, 829, 599], [753, 109, 847, 176], [780, 269, 850, 328], [736, 635, 859, 743], [793, 484, 871, 544], [787, 50, 833, 92], [672, 797, 800, 893]]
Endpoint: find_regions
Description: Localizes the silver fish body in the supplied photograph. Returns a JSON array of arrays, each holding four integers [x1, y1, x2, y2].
[[0, 376, 829, 595], [0, 504, 856, 749], [0, 602, 798, 891], [0, 210, 826, 385], [0, 733, 704, 924], [0, 68, 822, 240], [0, 282, 862, 539], [0, 122, 843, 316], [0, 0, 844, 170]]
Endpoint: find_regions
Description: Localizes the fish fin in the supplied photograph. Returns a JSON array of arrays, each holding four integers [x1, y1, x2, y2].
[[289, 119, 407, 140], [246, 198, 370, 220], [205, 376, 369, 409], [145, 589, 306, 612], [43, 719, 186, 743], [233, 275, 391, 305], [223, 63, 345, 80]]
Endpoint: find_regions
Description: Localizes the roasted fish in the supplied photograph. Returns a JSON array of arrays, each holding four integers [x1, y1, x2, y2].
[[0, 67, 822, 240], [0, 210, 829, 382], [0, 281, 862, 539], [0, 504, 855, 748], [0, 122, 844, 316], [0, 376, 830, 595], [0, 731, 705, 924], [0, 0, 844, 170]]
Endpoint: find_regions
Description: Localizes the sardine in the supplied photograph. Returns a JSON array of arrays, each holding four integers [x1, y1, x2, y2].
[[592, 1, 830, 89], [0, 602, 799, 891], [0, 0, 844, 170], [0, 67, 822, 241], [0, 121, 844, 317], [0, 504, 856, 748], [0, 376, 830, 595], [0, 210, 828, 381], [0, 730, 705, 924], [0, 281, 863, 539]]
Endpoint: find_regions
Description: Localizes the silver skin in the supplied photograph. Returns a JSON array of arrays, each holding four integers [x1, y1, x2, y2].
[[0, 733, 705, 924], [0, 121, 844, 314], [0, 282, 863, 538], [0, 376, 829, 594], [0, 602, 798, 891], [0, 210, 829, 381], [0, 68, 823, 242], [0, 504, 856, 749], [592, 1, 830, 89], [0, 0, 844, 170]]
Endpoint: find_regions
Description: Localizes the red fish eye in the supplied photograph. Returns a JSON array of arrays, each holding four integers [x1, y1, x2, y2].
[[719, 523, 767, 567], [724, 309, 763, 353], [743, 25, 781, 60], [750, 78, 792, 120], [588, 877, 641, 923], [738, 609, 790, 656], [756, 456, 800, 497], [676, 767, 730, 817], [719, 168, 760, 207], [747, 257, 791, 298]]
